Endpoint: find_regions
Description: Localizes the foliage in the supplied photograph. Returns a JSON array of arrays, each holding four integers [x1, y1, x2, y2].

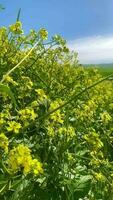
[[0, 4, 5, 11], [0, 21, 113, 200]]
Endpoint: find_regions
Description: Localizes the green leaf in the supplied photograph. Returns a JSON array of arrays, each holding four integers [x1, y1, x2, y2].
[[73, 175, 92, 200], [0, 4, 5, 10], [0, 184, 7, 194], [74, 175, 92, 191], [0, 84, 17, 108]]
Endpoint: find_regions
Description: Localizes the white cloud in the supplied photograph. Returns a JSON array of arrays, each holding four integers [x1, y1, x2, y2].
[[68, 36, 113, 64]]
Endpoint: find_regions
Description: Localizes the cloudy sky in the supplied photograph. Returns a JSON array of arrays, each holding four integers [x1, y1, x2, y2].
[[0, 0, 113, 64]]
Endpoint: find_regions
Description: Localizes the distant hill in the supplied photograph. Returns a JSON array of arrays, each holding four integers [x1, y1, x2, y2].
[[84, 63, 113, 68], [83, 63, 113, 76]]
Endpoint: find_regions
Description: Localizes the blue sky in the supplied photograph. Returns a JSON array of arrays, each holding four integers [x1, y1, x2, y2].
[[0, 0, 113, 64]]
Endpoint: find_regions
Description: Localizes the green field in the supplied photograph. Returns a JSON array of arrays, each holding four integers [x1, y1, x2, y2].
[[84, 63, 113, 76], [97, 65, 113, 76]]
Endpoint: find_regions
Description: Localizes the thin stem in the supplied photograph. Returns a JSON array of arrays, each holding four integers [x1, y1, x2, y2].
[[0, 41, 39, 83]]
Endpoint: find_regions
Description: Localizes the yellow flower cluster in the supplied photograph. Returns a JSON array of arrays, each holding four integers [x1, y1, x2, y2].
[[67, 152, 74, 161], [49, 100, 64, 124], [8, 144, 43, 175], [0, 27, 7, 39], [35, 88, 48, 102], [84, 131, 103, 151], [9, 21, 23, 34], [39, 28, 48, 40], [89, 151, 104, 167], [0, 111, 11, 126], [7, 121, 21, 134], [31, 159, 43, 175], [58, 126, 75, 139], [74, 99, 97, 122], [19, 107, 37, 122], [100, 111, 112, 124], [18, 76, 34, 99], [47, 126, 54, 137], [47, 125, 75, 140], [93, 172, 105, 182], [0, 133, 9, 153], [31, 100, 39, 108]]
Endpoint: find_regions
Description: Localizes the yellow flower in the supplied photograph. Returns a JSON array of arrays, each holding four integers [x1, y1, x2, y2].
[[84, 131, 103, 150], [58, 126, 75, 138], [8, 144, 32, 173], [7, 121, 21, 134], [0, 133, 9, 153], [8, 144, 43, 176], [31, 100, 39, 108], [47, 126, 54, 137], [39, 28, 48, 40], [35, 89, 48, 102], [50, 112, 64, 124], [19, 108, 37, 121], [93, 172, 105, 182], [67, 153, 74, 161], [31, 159, 43, 175], [9, 21, 23, 34], [100, 111, 112, 124], [49, 100, 64, 124]]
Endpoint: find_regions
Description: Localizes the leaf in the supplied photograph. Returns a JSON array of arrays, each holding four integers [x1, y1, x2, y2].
[[72, 175, 92, 200], [0, 4, 5, 10], [74, 175, 92, 191], [0, 184, 7, 193], [0, 84, 17, 108], [0, 181, 8, 185]]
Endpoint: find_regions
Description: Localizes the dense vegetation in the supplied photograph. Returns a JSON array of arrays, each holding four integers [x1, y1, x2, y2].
[[0, 21, 113, 200]]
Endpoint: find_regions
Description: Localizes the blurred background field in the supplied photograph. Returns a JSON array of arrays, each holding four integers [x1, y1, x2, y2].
[[84, 63, 113, 76]]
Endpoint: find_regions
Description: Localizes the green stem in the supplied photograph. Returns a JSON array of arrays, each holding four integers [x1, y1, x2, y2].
[[0, 40, 39, 83]]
